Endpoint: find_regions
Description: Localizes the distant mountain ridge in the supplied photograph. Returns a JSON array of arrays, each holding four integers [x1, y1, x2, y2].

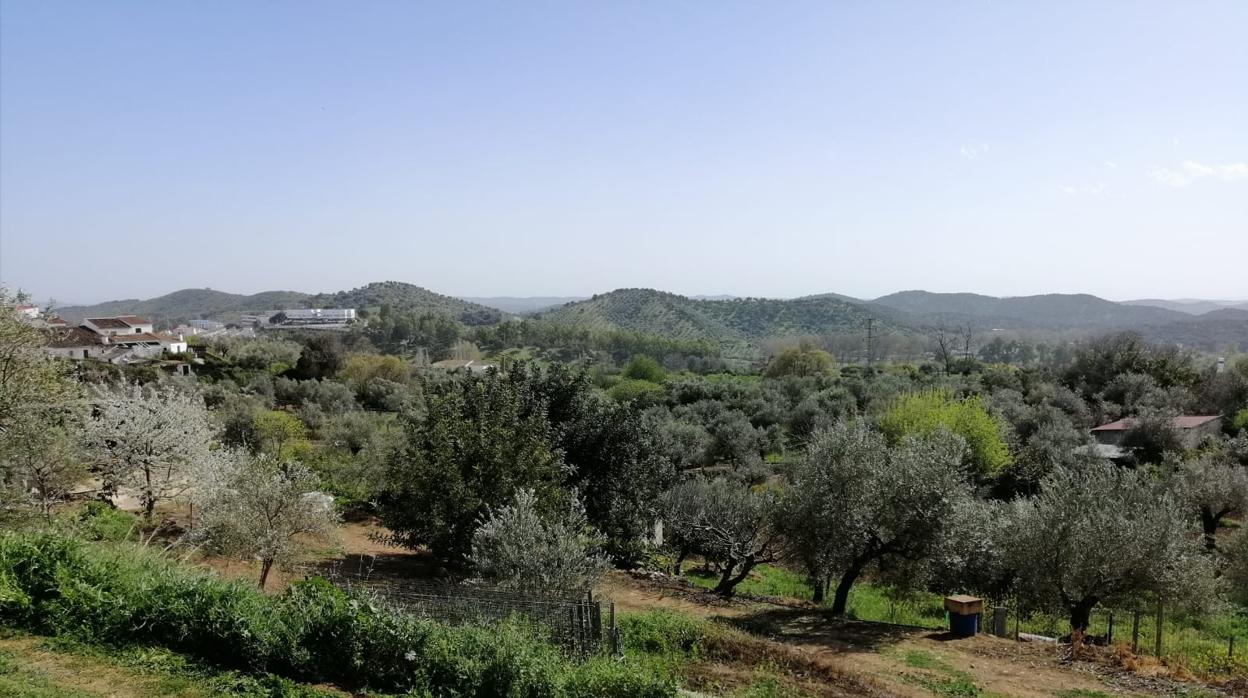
[[51, 283, 1247, 351], [460, 296, 587, 313], [1122, 298, 1248, 315], [867, 290, 1191, 328]]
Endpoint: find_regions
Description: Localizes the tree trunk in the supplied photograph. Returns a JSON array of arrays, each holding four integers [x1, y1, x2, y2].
[[259, 558, 274, 589], [830, 560, 867, 617], [715, 557, 757, 596], [672, 548, 688, 576], [810, 575, 825, 604], [1069, 596, 1099, 633], [1201, 508, 1225, 551]]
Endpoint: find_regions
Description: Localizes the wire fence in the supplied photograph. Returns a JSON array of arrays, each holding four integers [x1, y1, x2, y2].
[[316, 565, 618, 657]]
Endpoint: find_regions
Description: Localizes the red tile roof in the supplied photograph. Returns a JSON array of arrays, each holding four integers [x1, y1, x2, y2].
[[1091, 415, 1221, 431], [116, 315, 150, 325]]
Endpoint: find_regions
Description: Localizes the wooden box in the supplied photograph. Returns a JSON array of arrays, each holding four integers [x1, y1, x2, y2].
[[944, 595, 984, 615]]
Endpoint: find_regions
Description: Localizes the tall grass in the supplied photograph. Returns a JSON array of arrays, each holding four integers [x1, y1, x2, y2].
[[0, 532, 674, 697]]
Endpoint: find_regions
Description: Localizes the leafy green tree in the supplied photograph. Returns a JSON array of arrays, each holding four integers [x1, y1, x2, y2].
[[607, 378, 665, 404], [293, 334, 344, 380], [622, 355, 666, 383], [779, 421, 969, 615], [507, 363, 677, 564], [764, 347, 835, 378], [252, 410, 309, 457], [878, 391, 1009, 475], [378, 372, 564, 562]]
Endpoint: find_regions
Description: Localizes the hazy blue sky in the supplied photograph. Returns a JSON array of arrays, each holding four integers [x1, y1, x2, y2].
[[2, 1, 1245, 304]]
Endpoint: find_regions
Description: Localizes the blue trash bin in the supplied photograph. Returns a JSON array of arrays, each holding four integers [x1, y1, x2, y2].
[[949, 612, 979, 637]]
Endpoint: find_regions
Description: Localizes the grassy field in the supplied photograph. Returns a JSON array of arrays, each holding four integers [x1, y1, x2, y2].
[[0, 629, 339, 698], [683, 563, 1248, 677]]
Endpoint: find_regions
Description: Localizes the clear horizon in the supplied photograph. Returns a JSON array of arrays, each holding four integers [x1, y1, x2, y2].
[[2, 1, 1246, 302]]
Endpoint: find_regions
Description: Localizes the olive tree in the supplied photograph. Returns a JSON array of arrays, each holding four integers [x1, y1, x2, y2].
[[1005, 461, 1216, 631], [191, 451, 337, 588], [779, 421, 969, 615], [84, 384, 213, 522], [660, 477, 782, 596], [0, 420, 88, 517], [1169, 455, 1248, 551], [470, 488, 609, 593]]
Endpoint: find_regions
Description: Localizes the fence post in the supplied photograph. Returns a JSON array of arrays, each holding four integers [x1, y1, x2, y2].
[[1154, 601, 1164, 658], [992, 606, 1008, 637], [610, 602, 621, 657], [1107, 613, 1113, 645], [1131, 610, 1140, 653]]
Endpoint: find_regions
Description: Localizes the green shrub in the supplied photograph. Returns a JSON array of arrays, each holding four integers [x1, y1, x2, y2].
[[76, 502, 138, 542], [618, 610, 712, 658], [0, 532, 675, 697]]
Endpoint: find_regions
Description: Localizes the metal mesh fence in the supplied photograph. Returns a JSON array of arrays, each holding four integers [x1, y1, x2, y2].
[[315, 566, 616, 656]]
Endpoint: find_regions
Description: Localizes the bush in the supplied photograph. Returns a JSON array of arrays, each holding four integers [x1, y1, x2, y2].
[[0, 532, 672, 697], [76, 501, 138, 541]]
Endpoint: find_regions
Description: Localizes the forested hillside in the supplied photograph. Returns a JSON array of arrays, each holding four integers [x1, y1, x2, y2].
[[306, 281, 503, 325], [533, 288, 894, 344], [57, 288, 310, 323]]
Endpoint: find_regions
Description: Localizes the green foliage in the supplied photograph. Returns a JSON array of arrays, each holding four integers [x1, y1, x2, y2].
[[251, 410, 310, 457], [76, 502, 138, 542], [622, 355, 667, 383], [607, 378, 665, 404], [379, 371, 565, 562], [878, 391, 1009, 475], [617, 610, 714, 658], [0, 532, 674, 697], [764, 347, 835, 378], [1232, 407, 1248, 434], [292, 335, 344, 380]]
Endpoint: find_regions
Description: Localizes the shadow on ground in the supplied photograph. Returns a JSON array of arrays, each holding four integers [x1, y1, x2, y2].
[[726, 607, 923, 654]]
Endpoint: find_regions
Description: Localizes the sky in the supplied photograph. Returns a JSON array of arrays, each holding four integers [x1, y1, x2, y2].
[[1, 1, 1246, 304]]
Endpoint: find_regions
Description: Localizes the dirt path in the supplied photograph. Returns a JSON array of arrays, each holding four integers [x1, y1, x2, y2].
[[598, 572, 1189, 698]]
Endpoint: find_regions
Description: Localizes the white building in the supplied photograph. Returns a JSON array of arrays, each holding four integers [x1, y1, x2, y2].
[[44, 315, 187, 363], [83, 316, 155, 336]]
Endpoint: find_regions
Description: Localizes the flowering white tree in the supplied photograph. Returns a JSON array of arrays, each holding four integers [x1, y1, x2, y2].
[[191, 451, 337, 588], [84, 384, 213, 522], [470, 488, 609, 594]]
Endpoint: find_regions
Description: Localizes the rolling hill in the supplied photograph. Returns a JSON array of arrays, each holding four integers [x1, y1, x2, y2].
[[304, 281, 502, 325], [56, 289, 311, 323], [532, 288, 892, 344], [55, 281, 502, 326]]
